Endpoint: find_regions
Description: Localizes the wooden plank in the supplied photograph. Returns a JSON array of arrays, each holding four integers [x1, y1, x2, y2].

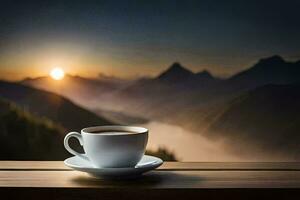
[[1, 162, 300, 199], [1, 161, 300, 171], [159, 162, 300, 171], [0, 161, 67, 170], [1, 170, 300, 188], [1, 188, 299, 200]]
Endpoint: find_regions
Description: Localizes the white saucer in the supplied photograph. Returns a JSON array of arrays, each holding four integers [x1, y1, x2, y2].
[[64, 155, 163, 178]]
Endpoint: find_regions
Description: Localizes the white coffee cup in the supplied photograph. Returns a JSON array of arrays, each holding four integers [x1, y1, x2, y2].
[[64, 125, 148, 168]]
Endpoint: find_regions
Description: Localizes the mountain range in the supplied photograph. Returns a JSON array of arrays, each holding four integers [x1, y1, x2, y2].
[[22, 55, 300, 159]]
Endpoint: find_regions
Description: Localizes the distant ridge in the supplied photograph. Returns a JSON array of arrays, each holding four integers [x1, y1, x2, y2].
[[156, 55, 300, 86], [228, 55, 300, 88], [22, 74, 134, 110]]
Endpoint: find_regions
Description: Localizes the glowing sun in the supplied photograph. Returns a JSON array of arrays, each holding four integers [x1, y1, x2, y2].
[[50, 67, 65, 80]]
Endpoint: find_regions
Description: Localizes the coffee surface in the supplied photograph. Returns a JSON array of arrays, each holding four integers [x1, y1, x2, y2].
[[87, 131, 136, 135]]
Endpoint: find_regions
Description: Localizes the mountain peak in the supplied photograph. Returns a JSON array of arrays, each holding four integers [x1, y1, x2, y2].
[[157, 62, 194, 82], [258, 55, 285, 65], [164, 62, 193, 74], [196, 70, 213, 78], [169, 62, 187, 70]]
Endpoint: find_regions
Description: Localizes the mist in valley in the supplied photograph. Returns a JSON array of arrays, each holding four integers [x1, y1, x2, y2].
[[139, 121, 239, 161]]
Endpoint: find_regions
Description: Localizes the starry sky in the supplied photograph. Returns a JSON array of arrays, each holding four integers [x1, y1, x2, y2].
[[1, 0, 300, 80]]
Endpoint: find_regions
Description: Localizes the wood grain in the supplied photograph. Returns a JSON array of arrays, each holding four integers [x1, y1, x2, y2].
[[0, 170, 300, 188], [1, 161, 300, 171]]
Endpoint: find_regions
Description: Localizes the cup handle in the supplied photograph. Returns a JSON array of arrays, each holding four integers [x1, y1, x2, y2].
[[64, 132, 88, 160]]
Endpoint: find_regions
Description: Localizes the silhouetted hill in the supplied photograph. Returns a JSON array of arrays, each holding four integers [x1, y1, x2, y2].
[[0, 97, 176, 161], [205, 83, 300, 159], [0, 98, 68, 160], [0, 81, 112, 131]]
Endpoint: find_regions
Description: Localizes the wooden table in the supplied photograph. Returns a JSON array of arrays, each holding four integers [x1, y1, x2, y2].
[[1, 161, 300, 199]]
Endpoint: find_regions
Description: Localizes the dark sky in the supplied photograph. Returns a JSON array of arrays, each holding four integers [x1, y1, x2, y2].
[[1, 0, 300, 79]]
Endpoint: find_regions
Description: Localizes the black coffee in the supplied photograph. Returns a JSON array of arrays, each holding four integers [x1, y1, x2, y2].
[[87, 130, 136, 135]]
